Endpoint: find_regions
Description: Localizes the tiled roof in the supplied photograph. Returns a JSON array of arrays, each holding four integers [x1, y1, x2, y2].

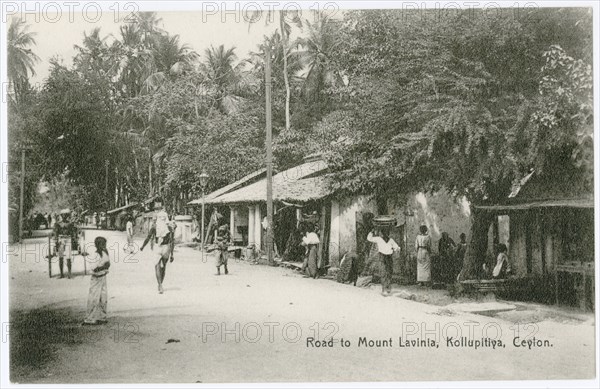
[[474, 198, 593, 211], [106, 203, 139, 214], [188, 168, 266, 205], [207, 159, 331, 205]]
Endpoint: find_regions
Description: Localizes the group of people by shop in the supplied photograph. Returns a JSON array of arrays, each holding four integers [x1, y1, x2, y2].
[[367, 225, 467, 294], [367, 224, 513, 295], [367, 225, 468, 295], [415, 227, 468, 287]]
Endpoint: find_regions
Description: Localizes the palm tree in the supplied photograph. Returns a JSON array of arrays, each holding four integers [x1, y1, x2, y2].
[[73, 28, 113, 77], [7, 19, 39, 106], [295, 12, 344, 109], [141, 33, 199, 93], [247, 9, 302, 131], [113, 24, 152, 97], [135, 12, 164, 44], [279, 10, 303, 131], [113, 12, 167, 97], [199, 44, 257, 113]]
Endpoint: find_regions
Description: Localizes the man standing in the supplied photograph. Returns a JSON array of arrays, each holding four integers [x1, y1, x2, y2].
[[54, 209, 79, 279]]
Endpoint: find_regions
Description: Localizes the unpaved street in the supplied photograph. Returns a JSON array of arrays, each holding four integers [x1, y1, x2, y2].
[[8, 229, 596, 384]]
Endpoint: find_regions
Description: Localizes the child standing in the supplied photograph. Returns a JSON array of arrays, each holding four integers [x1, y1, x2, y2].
[[215, 225, 232, 275], [83, 236, 111, 325]]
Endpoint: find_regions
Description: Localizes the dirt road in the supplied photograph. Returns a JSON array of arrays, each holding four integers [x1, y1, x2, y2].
[[7, 229, 596, 383]]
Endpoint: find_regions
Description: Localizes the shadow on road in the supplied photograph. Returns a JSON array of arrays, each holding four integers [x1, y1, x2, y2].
[[10, 307, 82, 382]]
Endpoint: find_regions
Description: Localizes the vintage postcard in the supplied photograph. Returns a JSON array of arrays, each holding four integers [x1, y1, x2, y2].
[[0, 1, 598, 387]]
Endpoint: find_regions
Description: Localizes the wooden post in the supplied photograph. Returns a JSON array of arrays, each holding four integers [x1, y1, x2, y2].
[[201, 188, 206, 261], [248, 205, 255, 246], [265, 45, 275, 265], [254, 206, 262, 252], [18, 148, 26, 241], [48, 235, 52, 278], [82, 230, 87, 275], [105, 160, 109, 198], [230, 207, 236, 241]]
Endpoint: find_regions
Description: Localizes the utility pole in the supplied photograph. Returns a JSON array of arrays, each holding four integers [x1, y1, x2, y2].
[[18, 148, 26, 241], [105, 159, 109, 200], [265, 45, 274, 265]]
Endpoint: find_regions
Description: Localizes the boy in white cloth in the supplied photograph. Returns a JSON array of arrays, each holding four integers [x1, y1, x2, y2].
[[367, 228, 400, 295]]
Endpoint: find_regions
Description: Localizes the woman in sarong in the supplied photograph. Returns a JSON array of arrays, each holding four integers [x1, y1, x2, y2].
[[83, 236, 110, 325], [415, 225, 432, 286], [302, 224, 320, 278]]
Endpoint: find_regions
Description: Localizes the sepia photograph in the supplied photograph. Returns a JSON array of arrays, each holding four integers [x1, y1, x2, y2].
[[0, 1, 598, 387]]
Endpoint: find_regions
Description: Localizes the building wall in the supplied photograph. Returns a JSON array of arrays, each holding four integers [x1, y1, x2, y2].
[[329, 196, 377, 266], [232, 206, 249, 243], [389, 190, 473, 257], [509, 210, 562, 277], [509, 213, 531, 277]]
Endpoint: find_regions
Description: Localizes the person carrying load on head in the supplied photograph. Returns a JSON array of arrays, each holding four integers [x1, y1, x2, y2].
[[301, 223, 321, 279], [367, 227, 400, 295]]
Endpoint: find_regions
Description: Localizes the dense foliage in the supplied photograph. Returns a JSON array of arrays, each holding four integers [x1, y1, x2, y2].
[[324, 8, 593, 204], [7, 8, 594, 220]]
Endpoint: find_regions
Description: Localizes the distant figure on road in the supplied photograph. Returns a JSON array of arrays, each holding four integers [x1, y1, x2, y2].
[[123, 216, 135, 254], [415, 225, 432, 287], [83, 236, 110, 325], [367, 228, 400, 295]]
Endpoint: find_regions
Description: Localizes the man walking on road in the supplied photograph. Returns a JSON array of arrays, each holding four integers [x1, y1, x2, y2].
[[155, 220, 176, 294]]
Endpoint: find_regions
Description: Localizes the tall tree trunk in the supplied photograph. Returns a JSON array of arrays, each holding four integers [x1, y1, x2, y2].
[[280, 11, 291, 132], [459, 207, 494, 280], [149, 152, 153, 196], [133, 152, 142, 183], [115, 167, 119, 208]]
